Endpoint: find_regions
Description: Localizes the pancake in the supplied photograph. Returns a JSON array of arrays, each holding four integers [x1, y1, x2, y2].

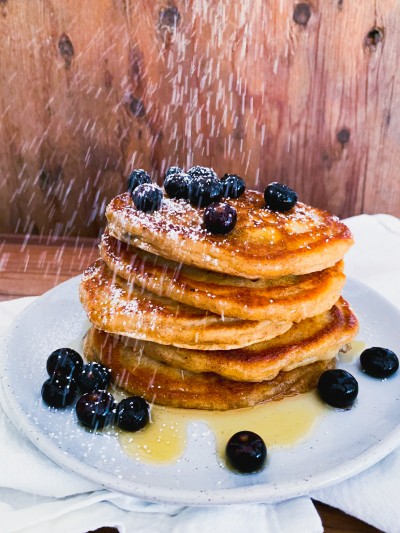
[[84, 327, 336, 410], [89, 297, 357, 382], [106, 190, 353, 279], [100, 230, 346, 321], [79, 260, 293, 350]]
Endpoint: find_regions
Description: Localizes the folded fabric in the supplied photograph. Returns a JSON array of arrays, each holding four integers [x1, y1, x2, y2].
[[0, 489, 322, 533]]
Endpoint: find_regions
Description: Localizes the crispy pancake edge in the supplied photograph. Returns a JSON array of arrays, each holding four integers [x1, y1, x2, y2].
[[100, 231, 346, 321], [79, 260, 293, 350], [84, 328, 336, 410], [86, 297, 358, 382]]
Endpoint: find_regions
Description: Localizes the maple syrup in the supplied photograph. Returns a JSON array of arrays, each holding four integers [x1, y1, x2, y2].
[[119, 390, 328, 465], [338, 340, 366, 363]]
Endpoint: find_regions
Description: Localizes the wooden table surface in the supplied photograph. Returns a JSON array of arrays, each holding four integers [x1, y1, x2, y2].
[[0, 233, 381, 533]]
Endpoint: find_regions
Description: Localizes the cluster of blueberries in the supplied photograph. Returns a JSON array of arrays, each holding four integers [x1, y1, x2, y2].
[[127, 166, 298, 236], [41, 348, 149, 432]]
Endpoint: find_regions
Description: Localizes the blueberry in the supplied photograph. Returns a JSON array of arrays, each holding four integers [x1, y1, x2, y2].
[[189, 177, 222, 208], [264, 182, 297, 212], [127, 169, 151, 194], [41, 375, 77, 408], [226, 431, 267, 473], [132, 183, 163, 213], [317, 369, 358, 408], [46, 348, 83, 380], [164, 172, 192, 200], [360, 347, 399, 378], [78, 362, 112, 393], [187, 165, 218, 180], [115, 396, 150, 432], [204, 202, 237, 235], [75, 390, 116, 430], [165, 166, 183, 177], [220, 174, 246, 199], [187, 166, 222, 207]]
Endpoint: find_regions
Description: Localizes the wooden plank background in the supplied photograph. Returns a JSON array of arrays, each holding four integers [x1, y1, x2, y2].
[[0, 0, 399, 238]]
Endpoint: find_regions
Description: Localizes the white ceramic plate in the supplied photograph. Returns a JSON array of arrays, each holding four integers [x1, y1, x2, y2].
[[1, 277, 400, 505]]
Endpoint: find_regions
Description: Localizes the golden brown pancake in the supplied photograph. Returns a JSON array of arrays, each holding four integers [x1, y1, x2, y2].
[[88, 297, 357, 382], [84, 327, 336, 410], [106, 190, 353, 279], [79, 260, 293, 350], [100, 230, 346, 321]]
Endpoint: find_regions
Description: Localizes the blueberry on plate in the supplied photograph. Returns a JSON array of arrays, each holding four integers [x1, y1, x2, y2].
[[46, 347, 83, 380], [75, 390, 116, 430], [226, 431, 267, 473], [41, 375, 77, 408], [204, 202, 237, 235], [220, 173, 246, 199], [360, 347, 399, 378], [165, 166, 183, 177], [78, 362, 112, 393], [127, 169, 151, 194], [317, 369, 358, 408], [164, 172, 192, 200], [264, 182, 297, 212], [115, 396, 150, 432], [132, 183, 163, 213]]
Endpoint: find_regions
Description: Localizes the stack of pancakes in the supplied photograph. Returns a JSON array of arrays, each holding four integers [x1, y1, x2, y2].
[[80, 190, 358, 410]]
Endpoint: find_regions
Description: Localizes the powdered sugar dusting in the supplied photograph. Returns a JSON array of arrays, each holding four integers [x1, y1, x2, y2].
[[105, 190, 352, 278]]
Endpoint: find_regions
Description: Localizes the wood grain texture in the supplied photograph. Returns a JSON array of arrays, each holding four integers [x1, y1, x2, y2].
[[0, 0, 399, 237], [0, 234, 98, 299]]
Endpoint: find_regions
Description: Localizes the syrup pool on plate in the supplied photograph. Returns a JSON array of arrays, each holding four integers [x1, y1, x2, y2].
[[118, 390, 329, 465], [338, 340, 366, 363]]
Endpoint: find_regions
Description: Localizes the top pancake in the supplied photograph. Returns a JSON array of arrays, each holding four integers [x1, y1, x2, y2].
[[106, 190, 353, 279]]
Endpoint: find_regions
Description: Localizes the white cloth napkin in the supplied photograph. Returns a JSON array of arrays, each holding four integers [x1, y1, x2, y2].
[[0, 213, 399, 533]]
